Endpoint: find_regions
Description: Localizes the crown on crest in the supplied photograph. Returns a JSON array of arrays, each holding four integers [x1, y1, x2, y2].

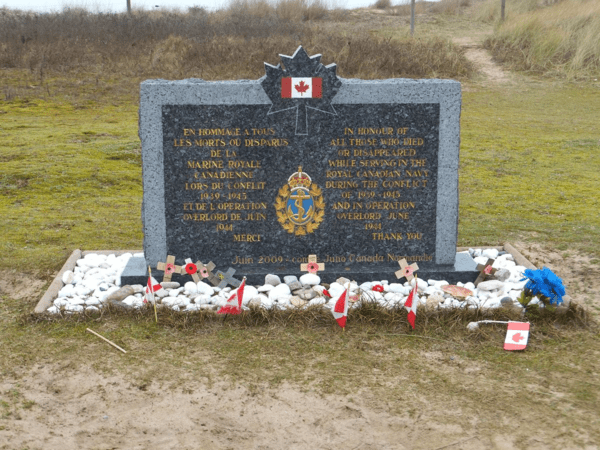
[[288, 166, 312, 189]]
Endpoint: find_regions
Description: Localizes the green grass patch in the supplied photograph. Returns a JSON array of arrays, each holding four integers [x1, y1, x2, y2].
[[459, 83, 600, 256], [0, 95, 142, 272]]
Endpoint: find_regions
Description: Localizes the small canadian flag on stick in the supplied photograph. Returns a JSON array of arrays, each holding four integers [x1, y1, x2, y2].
[[281, 77, 322, 98], [332, 287, 349, 329], [404, 278, 419, 329], [217, 277, 246, 315], [504, 321, 530, 350], [145, 275, 161, 304]]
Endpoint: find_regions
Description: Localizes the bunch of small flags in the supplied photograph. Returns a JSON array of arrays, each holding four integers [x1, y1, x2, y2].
[[146, 253, 536, 351]]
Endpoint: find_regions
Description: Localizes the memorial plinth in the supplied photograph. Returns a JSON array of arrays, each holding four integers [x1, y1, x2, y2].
[[121, 46, 479, 286]]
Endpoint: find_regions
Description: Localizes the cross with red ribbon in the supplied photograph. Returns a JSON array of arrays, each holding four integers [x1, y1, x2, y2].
[[300, 254, 324, 275], [182, 258, 202, 283], [475, 258, 497, 286], [197, 260, 217, 283], [395, 258, 419, 282], [156, 255, 182, 283]]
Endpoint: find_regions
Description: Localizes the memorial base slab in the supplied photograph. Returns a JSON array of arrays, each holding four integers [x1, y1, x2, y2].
[[120, 252, 479, 286]]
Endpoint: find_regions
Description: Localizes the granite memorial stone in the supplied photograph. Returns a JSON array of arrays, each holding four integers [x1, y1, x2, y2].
[[121, 46, 478, 285]]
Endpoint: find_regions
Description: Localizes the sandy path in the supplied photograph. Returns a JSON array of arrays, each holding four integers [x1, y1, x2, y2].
[[454, 36, 511, 83], [0, 365, 553, 450]]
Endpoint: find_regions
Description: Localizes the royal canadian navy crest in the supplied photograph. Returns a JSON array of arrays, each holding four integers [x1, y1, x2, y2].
[[275, 167, 325, 236]]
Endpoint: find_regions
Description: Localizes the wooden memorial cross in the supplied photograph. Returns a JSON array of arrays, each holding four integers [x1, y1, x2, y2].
[[156, 255, 183, 282], [300, 254, 325, 275], [474, 258, 497, 286], [214, 268, 242, 289], [395, 258, 419, 282], [197, 260, 217, 284], [182, 258, 202, 283]]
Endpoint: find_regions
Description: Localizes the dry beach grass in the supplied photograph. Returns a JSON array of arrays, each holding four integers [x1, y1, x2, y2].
[[1, 0, 600, 448]]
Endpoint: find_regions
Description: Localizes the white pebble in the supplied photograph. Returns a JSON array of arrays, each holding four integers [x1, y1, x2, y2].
[[194, 294, 211, 305], [385, 283, 405, 294], [258, 284, 273, 292], [161, 296, 178, 307], [184, 281, 198, 295], [269, 284, 291, 301], [477, 280, 505, 291], [410, 278, 428, 292], [54, 298, 69, 308], [482, 248, 499, 260], [155, 288, 169, 298], [74, 285, 92, 296], [308, 297, 326, 306], [328, 282, 345, 298], [58, 284, 75, 298], [65, 304, 84, 313], [424, 286, 441, 296], [122, 295, 137, 306], [62, 270, 74, 284], [359, 282, 373, 291], [241, 285, 258, 304], [312, 285, 325, 295], [299, 273, 320, 286], [196, 281, 215, 296], [474, 256, 489, 266], [131, 284, 144, 294], [258, 294, 272, 308]]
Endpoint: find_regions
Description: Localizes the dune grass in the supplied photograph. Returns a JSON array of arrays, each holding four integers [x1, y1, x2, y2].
[[0, 6, 473, 82], [483, 0, 600, 77]]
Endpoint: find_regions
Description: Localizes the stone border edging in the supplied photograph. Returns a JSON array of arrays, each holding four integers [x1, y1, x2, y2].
[[34, 249, 82, 313], [33, 245, 539, 313], [503, 242, 537, 270]]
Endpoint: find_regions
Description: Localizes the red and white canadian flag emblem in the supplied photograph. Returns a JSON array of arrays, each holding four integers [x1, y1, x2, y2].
[[404, 282, 419, 329], [217, 277, 246, 315], [332, 288, 348, 329], [504, 321, 530, 351], [281, 77, 322, 98], [145, 276, 161, 304]]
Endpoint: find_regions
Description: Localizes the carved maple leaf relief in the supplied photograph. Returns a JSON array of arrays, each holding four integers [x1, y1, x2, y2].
[[295, 81, 309, 95], [261, 46, 342, 135]]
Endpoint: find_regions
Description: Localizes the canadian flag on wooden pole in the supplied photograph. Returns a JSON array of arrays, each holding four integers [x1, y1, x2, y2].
[[404, 279, 419, 329], [504, 321, 530, 351], [281, 77, 322, 98], [145, 275, 161, 304], [332, 287, 349, 329], [217, 277, 246, 315]]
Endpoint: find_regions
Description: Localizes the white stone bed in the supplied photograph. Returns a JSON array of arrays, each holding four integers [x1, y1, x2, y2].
[[42, 248, 540, 315]]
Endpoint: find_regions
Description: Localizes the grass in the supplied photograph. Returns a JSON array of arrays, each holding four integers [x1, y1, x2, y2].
[[1, 295, 598, 444], [459, 83, 600, 253], [1, 1, 600, 445], [483, 0, 600, 77]]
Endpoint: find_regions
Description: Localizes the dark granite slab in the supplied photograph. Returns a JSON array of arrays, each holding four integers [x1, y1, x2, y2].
[[139, 46, 462, 284]]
